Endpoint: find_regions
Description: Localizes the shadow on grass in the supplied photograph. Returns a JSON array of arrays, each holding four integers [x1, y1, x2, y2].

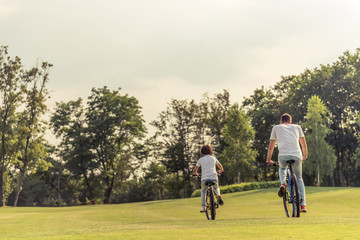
[[225, 189, 265, 198], [305, 186, 358, 194]]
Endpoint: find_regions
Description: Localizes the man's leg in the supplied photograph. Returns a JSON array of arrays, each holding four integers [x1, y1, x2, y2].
[[278, 158, 288, 185], [292, 160, 306, 206], [278, 158, 288, 197]]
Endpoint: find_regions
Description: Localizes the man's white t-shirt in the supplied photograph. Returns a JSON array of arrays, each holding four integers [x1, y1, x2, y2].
[[196, 155, 219, 180], [270, 124, 305, 159]]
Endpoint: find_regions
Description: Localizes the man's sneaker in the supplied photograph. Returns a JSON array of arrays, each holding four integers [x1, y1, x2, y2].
[[301, 205, 307, 213], [200, 206, 206, 212], [217, 195, 224, 206], [278, 184, 286, 197]]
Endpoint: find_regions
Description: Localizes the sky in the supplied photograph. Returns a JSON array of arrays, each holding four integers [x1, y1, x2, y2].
[[1, 0, 360, 141]]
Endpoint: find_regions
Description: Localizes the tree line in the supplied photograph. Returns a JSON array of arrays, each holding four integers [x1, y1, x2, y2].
[[1, 45, 360, 206]]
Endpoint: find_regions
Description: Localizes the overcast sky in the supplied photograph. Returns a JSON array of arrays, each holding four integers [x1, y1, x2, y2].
[[1, 0, 360, 139]]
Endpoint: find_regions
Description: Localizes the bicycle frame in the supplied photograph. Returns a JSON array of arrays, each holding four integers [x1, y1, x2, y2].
[[204, 181, 218, 220]]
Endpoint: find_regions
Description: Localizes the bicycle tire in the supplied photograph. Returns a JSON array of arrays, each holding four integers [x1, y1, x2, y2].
[[209, 186, 216, 220], [292, 174, 301, 217], [205, 187, 211, 220]]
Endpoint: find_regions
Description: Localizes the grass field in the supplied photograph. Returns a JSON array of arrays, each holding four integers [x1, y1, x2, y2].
[[1, 187, 360, 239]]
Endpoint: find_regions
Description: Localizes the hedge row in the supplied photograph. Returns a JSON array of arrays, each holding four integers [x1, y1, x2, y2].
[[191, 181, 280, 197]]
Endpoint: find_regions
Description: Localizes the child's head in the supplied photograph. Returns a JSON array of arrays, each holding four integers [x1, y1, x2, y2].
[[201, 144, 213, 155]]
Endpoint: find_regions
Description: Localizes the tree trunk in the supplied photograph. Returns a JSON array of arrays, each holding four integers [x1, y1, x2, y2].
[[332, 171, 336, 187], [0, 161, 4, 207], [317, 163, 320, 187], [103, 176, 114, 204], [14, 136, 31, 207], [82, 170, 94, 202], [237, 171, 241, 184], [57, 170, 62, 201], [14, 164, 27, 207], [338, 152, 346, 187], [0, 135, 6, 207]]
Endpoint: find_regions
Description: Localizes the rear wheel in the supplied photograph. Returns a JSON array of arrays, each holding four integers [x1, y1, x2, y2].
[[209, 186, 216, 220], [205, 188, 211, 220], [283, 173, 295, 217], [292, 174, 300, 217]]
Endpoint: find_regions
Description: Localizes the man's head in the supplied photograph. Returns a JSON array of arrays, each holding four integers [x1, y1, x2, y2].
[[280, 113, 292, 124], [201, 144, 213, 155]]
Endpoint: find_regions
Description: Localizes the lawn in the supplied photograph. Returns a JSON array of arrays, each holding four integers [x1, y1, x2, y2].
[[1, 187, 359, 239]]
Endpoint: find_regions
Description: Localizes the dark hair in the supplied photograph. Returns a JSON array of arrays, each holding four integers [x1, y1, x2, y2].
[[280, 113, 292, 123], [201, 144, 213, 155]]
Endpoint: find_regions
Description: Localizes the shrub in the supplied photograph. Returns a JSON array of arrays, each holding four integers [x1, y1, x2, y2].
[[191, 181, 280, 197]]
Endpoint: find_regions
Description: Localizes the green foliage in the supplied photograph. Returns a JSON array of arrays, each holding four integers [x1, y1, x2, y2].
[[191, 180, 280, 197], [303, 95, 336, 186], [242, 86, 281, 181], [50, 99, 98, 201], [0, 45, 52, 206], [242, 48, 360, 187], [51, 86, 147, 204], [220, 103, 258, 183]]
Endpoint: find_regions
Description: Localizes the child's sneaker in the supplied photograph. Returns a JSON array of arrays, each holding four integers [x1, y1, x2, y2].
[[217, 195, 224, 206], [200, 206, 206, 212], [278, 184, 286, 197], [301, 205, 307, 213]]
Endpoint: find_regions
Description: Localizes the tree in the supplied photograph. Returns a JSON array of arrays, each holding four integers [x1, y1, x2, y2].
[[207, 90, 231, 157], [86, 87, 146, 203], [13, 62, 53, 206], [220, 103, 258, 184], [0, 46, 26, 206], [303, 95, 336, 186], [50, 99, 98, 202], [242, 86, 281, 181], [151, 99, 197, 198]]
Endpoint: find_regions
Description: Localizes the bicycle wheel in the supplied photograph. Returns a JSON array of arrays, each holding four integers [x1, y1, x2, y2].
[[209, 186, 216, 220], [292, 174, 301, 217], [283, 173, 295, 217], [205, 187, 211, 220]]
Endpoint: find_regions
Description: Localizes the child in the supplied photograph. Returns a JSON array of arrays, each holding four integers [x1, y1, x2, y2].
[[193, 144, 224, 212]]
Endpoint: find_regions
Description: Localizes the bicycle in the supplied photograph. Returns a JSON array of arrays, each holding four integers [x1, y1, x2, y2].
[[269, 160, 301, 218], [203, 179, 219, 220], [193, 174, 221, 220]]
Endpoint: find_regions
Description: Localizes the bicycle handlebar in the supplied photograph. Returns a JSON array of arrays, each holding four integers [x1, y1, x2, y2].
[[266, 162, 279, 167], [193, 172, 223, 177]]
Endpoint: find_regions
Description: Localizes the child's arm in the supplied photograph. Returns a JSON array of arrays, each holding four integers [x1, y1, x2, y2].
[[217, 163, 224, 174], [193, 165, 200, 176]]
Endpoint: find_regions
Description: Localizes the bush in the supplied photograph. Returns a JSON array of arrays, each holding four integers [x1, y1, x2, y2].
[[191, 181, 280, 197], [43, 197, 67, 207]]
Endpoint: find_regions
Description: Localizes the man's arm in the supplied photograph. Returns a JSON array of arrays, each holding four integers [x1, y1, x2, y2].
[[193, 165, 200, 176], [299, 137, 308, 161], [266, 139, 276, 165]]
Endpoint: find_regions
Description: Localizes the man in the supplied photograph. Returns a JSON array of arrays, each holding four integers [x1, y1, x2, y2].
[[266, 113, 308, 212]]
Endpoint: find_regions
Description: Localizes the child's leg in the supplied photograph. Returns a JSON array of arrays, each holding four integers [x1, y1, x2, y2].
[[201, 180, 206, 206], [213, 179, 220, 196]]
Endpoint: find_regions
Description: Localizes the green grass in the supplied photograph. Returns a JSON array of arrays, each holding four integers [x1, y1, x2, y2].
[[1, 187, 360, 239]]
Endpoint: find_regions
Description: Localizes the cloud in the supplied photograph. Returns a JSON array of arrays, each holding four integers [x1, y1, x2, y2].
[[0, 2, 20, 18]]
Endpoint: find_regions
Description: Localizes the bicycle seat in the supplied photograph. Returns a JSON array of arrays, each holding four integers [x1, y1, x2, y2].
[[286, 160, 296, 164], [204, 180, 216, 186]]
